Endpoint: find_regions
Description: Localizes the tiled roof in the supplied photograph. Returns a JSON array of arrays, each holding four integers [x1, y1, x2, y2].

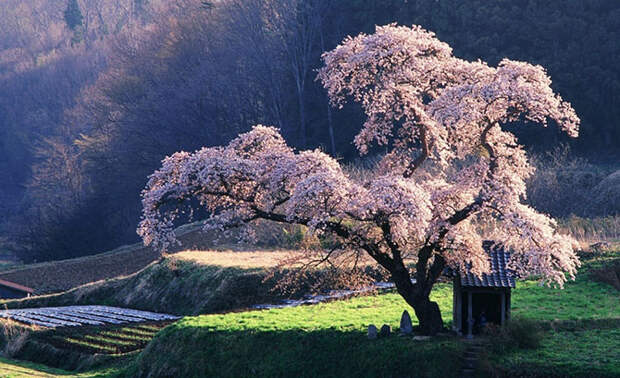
[[0, 279, 34, 294], [460, 241, 516, 288]]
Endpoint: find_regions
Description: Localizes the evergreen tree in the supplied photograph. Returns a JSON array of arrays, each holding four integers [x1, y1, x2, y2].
[[64, 0, 83, 31]]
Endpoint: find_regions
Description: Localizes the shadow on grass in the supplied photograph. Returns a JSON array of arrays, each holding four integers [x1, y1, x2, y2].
[[130, 328, 464, 378], [481, 318, 620, 378], [484, 360, 620, 378], [543, 317, 620, 331]]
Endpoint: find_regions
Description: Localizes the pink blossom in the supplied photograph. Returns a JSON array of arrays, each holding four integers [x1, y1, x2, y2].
[[140, 24, 582, 318]]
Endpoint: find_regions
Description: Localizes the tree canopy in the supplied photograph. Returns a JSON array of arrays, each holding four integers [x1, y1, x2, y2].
[[138, 25, 581, 335], [2, 0, 617, 262]]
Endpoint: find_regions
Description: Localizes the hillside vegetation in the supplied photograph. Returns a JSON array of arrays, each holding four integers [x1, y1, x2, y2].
[[0, 250, 316, 316], [0, 232, 194, 295], [3, 0, 620, 264], [126, 254, 619, 378], [128, 287, 462, 378], [0, 251, 617, 377], [0, 222, 273, 294], [0, 356, 115, 377], [0, 244, 158, 294]]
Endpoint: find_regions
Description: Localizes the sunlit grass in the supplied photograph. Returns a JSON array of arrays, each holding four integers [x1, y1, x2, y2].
[[172, 250, 299, 269], [484, 255, 620, 377], [81, 335, 136, 347], [512, 278, 619, 321], [128, 284, 462, 377], [181, 284, 453, 332]]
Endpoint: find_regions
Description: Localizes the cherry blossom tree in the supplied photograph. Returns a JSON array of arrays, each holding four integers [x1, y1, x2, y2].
[[138, 24, 581, 335]]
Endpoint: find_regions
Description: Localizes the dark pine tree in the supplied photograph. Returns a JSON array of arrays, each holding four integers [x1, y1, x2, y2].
[[64, 0, 83, 30]]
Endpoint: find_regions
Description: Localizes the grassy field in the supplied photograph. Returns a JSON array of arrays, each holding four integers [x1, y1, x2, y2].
[[0, 247, 616, 377], [511, 279, 618, 321], [123, 252, 619, 378], [0, 356, 124, 377], [0, 357, 80, 377], [127, 285, 464, 378], [481, 254, 620, 377], [486, 327, 619, 377]]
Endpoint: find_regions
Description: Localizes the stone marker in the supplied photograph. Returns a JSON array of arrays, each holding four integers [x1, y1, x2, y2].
[[379, 324, 391, 338], [400, 310, 413, 335], [368, 324, 378, 339]]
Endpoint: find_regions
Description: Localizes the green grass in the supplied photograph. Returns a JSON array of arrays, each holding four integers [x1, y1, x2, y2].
[[132, 325, 161, 332], [97, 332, 151, 343], [2, 253, 617, 377], [61, 338, 117, 354], [0, 356, 122, 377], [118, 326, 157, 334], [128, 284, 464, 378], [486, 327, 620, 377], [0, 357, 71, 377], [511, 278, 618, 321], [81, 335, 136, 347], [127, 255, 619, 378], [482, 256, 620, 377], [179, 285, 453, 332]]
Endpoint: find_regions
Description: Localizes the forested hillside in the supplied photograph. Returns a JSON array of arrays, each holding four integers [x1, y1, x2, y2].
[[1, 0, 619, 262]]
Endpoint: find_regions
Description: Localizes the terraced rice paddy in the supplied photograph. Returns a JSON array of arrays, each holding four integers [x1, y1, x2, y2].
[[38, 322, 172, 355], [0, 306, 179, 328]]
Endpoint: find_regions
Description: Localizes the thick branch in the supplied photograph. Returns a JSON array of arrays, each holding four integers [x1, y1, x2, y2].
[[412, 121, 498, 293], [252, 206, 396, 271], [437, 121, 498, 234]]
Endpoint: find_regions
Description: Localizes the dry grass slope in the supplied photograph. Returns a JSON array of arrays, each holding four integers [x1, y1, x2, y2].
[[173, 250, 299, 268], [0, 220, 318, 295], [0, 244, 160, 294], [0, 222, 244, 295]]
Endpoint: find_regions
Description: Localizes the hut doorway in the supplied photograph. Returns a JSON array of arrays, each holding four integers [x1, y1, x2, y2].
[[460, 291, 508, 334]]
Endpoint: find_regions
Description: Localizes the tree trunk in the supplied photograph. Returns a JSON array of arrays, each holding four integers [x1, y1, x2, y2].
[[298, 92, 307, 148], [319, 26, 336, 156], [390, 261, 444, 335], [326, 99, 336, 156], [409, 295, 444, 335]]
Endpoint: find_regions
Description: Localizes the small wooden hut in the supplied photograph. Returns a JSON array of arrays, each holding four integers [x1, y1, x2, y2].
[[452, 241, 515, 338], [0, 279, 34, 299]]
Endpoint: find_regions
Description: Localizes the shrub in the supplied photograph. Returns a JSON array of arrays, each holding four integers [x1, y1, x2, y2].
[[590, 260, 620, 290], [591, 170, 620, 216], [484, 318, 543, 353], [0, 320, 31, 358], [526, 145, 607, 217], [558, 215, 620, 242]]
